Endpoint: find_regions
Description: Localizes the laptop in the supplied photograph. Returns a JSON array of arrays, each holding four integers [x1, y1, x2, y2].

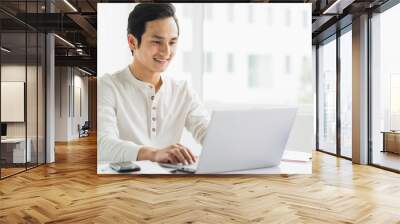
[[159, 108, 297, 174]]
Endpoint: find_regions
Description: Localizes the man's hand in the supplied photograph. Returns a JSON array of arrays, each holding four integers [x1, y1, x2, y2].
[[138, 144, 196, 165]]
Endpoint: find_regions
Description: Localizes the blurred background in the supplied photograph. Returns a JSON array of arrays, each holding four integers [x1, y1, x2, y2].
[[97, 3, 314, 154]]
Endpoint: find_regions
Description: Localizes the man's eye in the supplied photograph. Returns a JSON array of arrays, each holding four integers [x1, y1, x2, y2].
[[152, 41, 161, 44], [170, 42, 176, 45]]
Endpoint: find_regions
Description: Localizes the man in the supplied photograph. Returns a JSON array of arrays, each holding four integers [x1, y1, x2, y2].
[[98, 3, 209, 165]]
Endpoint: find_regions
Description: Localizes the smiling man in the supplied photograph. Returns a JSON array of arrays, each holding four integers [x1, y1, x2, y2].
[[98, 3, 209, 165]]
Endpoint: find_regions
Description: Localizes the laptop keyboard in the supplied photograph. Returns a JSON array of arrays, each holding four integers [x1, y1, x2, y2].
[[158, 161, 199, 173]]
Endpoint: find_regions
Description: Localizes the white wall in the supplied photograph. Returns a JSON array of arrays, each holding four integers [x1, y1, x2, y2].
[[55, 67, 89, 141], [55, 66, 69, 141], [72, 73, 89, 138]]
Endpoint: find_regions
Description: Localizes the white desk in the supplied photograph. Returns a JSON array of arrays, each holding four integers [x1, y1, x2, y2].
[[97, 150, 312, 175], [1, 138, 31, 163]]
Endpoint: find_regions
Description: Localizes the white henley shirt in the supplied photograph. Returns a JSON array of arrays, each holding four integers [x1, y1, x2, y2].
[[97, 66, 210, 162]]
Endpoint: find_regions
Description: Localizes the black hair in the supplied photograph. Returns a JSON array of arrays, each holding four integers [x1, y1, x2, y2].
[[127, 3, 180, 53]]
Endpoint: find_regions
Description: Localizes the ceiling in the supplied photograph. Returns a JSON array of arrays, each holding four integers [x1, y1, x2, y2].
[[0, 0, 98, 74]]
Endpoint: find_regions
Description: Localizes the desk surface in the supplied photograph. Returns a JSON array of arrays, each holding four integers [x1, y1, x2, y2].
[[381, 131, 400, 134], [97, 150, 312, 175], [1, 138, 27, 143]]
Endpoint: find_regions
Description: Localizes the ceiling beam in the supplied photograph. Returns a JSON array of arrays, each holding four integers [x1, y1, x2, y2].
[[55, 55, 96, 73], [67, 13, 97, 44], [322, 0, 356, 14]]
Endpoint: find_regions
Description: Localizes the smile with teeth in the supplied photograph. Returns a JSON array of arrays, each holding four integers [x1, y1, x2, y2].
[[154, 58, 169, 64]]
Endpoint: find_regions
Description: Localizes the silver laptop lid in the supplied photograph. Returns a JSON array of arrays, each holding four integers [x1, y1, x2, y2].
[[196, 108, 297, 174]]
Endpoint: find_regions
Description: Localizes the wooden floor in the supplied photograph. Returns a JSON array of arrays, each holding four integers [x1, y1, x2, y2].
[[0, 167, 26, 178], [1, 135, 400, 223], [1, 163, 45, 178]]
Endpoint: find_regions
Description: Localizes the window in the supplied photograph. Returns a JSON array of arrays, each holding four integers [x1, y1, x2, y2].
[[340, 29, 352, 158], [162, 4, 194, 81], [390, 74, 400, 130], [248, 5, 254, 23], [285, 8, 291, 27], [205, 52, 213, 73], [202, 4, 313, 154], [318, 37, 337, 154], [371, 3, 400, 171], [205, 4, 213, 20], [285, 55, 291, 74], [203, 3, 311, 107], [266, 6, 273, 26], [183, 51, 192, 73], [227, 5, 234, 22], [227, 53, 234, 73], [248, 54, 273, 88], [183, 4, 191, 18], [299, 56, 313, 105]]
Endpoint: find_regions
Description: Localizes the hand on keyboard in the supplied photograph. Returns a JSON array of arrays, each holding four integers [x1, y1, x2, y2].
[[151, 143, 197, 165]]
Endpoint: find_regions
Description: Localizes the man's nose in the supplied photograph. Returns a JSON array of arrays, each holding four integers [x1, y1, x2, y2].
[[159, 42, 170, 57]]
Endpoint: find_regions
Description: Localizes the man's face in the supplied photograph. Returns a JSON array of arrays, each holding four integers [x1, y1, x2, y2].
[[129, 17, 178, 73]]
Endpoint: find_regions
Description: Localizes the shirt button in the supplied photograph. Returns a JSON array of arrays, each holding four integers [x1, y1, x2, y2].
[[151, 96, 154, 100], [152, 117, 156, 121], [148, 85, 153, 88], [152, 106, 156, 110], [152, 128, 156, 132]]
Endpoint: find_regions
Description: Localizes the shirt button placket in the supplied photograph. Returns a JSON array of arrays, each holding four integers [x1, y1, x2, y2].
[[150, 88, 157, 138]]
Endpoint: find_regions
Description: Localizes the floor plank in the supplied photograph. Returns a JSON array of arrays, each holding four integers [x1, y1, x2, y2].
[[1, 134, 400, 223]]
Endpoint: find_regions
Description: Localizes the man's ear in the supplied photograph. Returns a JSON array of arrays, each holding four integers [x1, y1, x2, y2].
[[127, 34, 138, 52]]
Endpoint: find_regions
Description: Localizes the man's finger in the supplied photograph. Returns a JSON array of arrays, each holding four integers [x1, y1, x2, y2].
[[186, 148, 196, 163], [177, 143, 196, 163], [168, 153, 179, 164], [175, 144, 193, 164], [178, 147, 194, 164], [172, 148, 187, 165]]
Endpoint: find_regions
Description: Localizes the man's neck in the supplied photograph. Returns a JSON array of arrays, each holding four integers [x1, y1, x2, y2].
[[129, 61, 162, 91]]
